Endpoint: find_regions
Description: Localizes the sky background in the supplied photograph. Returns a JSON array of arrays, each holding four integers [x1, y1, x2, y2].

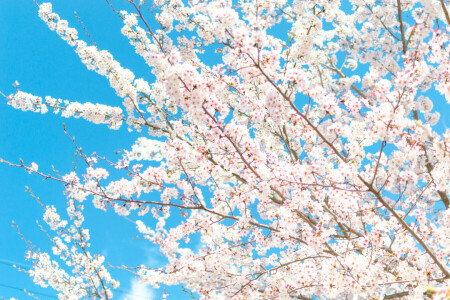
[[1, 0, 449, 299], [0, 0, 175, 299]]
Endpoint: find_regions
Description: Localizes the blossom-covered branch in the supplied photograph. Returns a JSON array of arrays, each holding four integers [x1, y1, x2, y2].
[[3, 0, 450, 298]]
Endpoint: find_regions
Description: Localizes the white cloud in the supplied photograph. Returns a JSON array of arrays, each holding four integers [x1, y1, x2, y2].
[[124, 278, 156, 300]]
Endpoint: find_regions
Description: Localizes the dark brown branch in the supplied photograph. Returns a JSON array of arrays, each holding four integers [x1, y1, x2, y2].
[[397, 0, 407, 54], [439, 0, 450, 25]]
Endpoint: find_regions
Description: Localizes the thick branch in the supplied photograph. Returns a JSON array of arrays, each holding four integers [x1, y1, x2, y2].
[[396, 0, 407, 54], [359, 176, 450, 278], [439, 0, 450, 25]]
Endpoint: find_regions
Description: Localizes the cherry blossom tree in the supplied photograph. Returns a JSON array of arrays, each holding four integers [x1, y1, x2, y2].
[[2, 0, 450, 298]]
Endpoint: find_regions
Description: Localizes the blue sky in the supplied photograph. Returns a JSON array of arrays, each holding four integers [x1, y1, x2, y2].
[[0, 0, 179, 299]]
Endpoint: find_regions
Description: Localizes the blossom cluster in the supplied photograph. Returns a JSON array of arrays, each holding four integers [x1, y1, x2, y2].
[[25, 202, 119, 299], [7, 90, 124, 129], [5, 0, 450, 299]]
